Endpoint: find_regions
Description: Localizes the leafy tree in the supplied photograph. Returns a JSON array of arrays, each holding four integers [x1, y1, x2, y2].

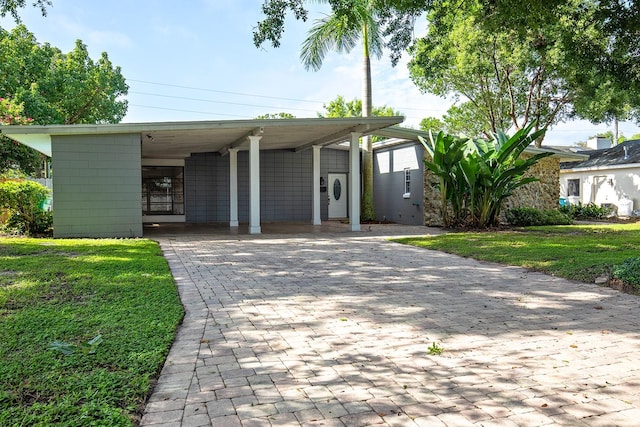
[[300, 0, 384, 221], [408, 1, 582, 146], [255, 1, 640, 139], [317, 95, 401, 119], [255, 112, 296, 119], [420, 123, 551, 228], [0, 0, 50, 22], [0, 96, 40, 174], [0, 25, 128, 174], [317, 95, 402, 144], [419, 117, 443, 134]]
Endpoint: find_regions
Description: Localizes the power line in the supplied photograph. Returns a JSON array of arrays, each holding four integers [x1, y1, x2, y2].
[[129, 104, 251, 119], [129, 91, 320, 113], [127, 78, 444, 113], [128, 79, 325, 105]]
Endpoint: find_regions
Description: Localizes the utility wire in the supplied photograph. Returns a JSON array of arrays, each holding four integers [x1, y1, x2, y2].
[[129, 91, 320, 113], [127, 78, 443, 113]]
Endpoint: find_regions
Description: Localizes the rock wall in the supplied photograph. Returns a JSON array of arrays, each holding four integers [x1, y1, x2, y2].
[[423, 154, 561, 226]]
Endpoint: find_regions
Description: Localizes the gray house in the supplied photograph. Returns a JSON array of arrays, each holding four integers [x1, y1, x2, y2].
[[370, 128, 588, 226], [1, 117, 403, 237]]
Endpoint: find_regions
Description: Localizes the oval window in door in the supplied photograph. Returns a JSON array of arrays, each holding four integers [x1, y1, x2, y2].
[[333, 179, 342, 200]]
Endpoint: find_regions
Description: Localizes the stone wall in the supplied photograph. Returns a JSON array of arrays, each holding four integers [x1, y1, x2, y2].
[[423, 154, 561, 226]]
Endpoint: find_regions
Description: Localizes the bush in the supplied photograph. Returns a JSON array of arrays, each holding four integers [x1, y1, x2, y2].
[[612, 257, 640, 290], [506, 207, 572, 226], [559, 202, 612, 220], [0, 180, 50, 236]]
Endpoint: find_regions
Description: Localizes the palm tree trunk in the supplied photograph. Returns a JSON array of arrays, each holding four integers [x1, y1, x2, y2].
[[361, 42, 375, 221]]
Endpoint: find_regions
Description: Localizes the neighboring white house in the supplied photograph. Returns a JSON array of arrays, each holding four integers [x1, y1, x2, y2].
[[560, 138, 640, 216]]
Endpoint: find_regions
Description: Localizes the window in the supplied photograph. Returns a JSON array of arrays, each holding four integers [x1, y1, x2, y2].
[[403, 168, 411, 198], [567, 179, 580, 197], [142, 166, 184, 215]]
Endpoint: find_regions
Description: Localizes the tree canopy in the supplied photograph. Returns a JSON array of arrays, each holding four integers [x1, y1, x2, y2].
[[0, 25, 128, 174], [0, 0, 50, 22], [255, 0, 640, 142]]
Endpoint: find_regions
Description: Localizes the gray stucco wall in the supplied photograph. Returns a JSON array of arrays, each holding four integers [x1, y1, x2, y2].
[[373, 143, 425, 225], [52, 133, 142, 237], [185, 148, 349, 223]]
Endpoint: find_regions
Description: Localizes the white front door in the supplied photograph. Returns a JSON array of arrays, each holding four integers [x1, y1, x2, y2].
[[328, 173, 348, 218]]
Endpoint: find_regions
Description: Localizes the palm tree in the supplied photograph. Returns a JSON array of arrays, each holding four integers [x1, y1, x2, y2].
[[300, 0, 383, 221]]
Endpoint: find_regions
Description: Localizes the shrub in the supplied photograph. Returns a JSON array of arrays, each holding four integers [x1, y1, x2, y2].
[[506, 207, 572, 226], [559, 202, 612, 220], [0, 180, 50, 236], [612, 257, 640, 289], [420, 123, 552, 228]]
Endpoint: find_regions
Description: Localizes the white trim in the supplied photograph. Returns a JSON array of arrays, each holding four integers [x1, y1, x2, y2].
[[561, 162, 640, 173], [248, 135, 261, 234], [229, 148, 239, 227], [349, 132, 361, 232], [312, 145, 322, 225]]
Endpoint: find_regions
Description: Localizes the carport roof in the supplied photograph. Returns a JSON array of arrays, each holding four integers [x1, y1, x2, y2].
[[0, 116, 404, 159]]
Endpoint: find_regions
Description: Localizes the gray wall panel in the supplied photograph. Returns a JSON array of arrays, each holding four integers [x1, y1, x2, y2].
[[52, 133, 142, 237], [373, 143, 425, 225], [185, 148, 349, 223]]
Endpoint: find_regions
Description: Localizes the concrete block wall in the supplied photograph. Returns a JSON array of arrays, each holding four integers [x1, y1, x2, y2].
[[185, 148, 349, 223], [52, 134, 142, 237]]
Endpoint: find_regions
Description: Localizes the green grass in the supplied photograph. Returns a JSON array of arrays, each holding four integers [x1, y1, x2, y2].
[[394, 222, 640, 284], [0, 238, 184, 426]]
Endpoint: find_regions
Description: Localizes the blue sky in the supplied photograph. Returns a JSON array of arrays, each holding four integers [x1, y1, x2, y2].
[[2, 0, 639, 145]]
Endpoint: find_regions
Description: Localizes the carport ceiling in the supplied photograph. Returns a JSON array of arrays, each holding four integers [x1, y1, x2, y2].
[[1, 117, 405, 159]]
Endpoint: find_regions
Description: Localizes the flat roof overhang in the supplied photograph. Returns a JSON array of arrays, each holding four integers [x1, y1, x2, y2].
[[0, 116, 405, 159]]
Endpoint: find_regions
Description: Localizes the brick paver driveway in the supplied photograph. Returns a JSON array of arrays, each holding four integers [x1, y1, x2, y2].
[[141, 226, 640, 426]]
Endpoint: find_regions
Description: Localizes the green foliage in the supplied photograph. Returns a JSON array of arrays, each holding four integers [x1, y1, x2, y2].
[[318, 95, 402, 120], [421, 123, 551, 228], [506, 207, 572, 226], [559, 202, 612, 220], [0, 238, 184, 426], [0, 0, 50, 22], [0, 25, 128, 175], [427, 342, 444, 355], [0, 96, 41, 174], [0, 179, 49, 235], [612, 257, 640, 290], [255, 112, 296, 119], [49, 335, 103, 356], [394, 222, 640, 285]]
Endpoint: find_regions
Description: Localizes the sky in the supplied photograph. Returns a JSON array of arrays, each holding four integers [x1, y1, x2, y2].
[[2, 0, 640, 146]]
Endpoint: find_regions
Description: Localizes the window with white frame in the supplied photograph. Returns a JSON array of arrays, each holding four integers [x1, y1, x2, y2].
[[403, 168, 411, 198], [567, 178, 580, 196]]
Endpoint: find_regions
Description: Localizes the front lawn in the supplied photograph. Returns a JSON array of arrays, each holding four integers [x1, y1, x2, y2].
[[394, 222, 640, 285], [0, 238, 184, 426]]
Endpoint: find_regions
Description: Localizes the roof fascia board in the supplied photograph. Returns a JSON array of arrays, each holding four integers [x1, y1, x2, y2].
[[561, 162, 640, 173], [0, 117, 405, 136]]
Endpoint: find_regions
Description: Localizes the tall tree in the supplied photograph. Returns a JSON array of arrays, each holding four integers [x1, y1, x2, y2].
[[0, 25, 128, 174], [254, 1, 640, 136], [300, 0, 383, 220]]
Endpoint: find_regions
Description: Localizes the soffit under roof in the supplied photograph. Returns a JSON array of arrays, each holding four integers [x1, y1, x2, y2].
[[1, 117, 405, 159]]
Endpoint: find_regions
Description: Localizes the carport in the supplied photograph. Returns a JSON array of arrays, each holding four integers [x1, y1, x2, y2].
[[1, 117, 403, 238]]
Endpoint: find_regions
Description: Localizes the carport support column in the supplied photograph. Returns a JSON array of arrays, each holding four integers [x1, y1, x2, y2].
[[248, 135, 262, 234], [349, 132, 361, 231], [229, 148, 239, 227], [312, 145, 322, 225]]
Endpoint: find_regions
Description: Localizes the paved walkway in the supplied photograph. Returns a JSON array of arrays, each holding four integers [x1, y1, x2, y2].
[[141, 225, 640, 426]]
